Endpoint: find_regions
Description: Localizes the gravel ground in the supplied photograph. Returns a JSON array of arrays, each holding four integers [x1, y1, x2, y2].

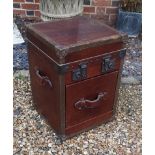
[[13, 77, 142, 155]]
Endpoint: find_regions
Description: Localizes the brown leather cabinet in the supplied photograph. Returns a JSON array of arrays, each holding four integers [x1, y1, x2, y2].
[[27, 16, 126, 140]]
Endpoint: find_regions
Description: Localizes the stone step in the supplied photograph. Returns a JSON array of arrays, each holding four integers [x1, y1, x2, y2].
[[13, 23, 24, 45]]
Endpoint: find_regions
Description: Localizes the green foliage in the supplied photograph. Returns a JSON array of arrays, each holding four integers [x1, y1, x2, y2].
[[120, 0, 142, 13], [16, 74, 26, 80]]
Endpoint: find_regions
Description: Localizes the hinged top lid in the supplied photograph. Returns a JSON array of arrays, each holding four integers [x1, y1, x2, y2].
[[27, 16, 126, 54]]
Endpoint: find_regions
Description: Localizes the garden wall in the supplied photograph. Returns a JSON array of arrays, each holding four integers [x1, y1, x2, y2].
[[13, 0, 120, 25]]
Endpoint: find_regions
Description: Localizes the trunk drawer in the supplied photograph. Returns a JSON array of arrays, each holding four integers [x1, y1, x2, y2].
[[65, 71, 118, 128]]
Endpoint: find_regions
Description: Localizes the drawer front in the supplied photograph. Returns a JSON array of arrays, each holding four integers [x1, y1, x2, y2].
[[65, 49, 125, 85], [65, 71, 118, 128]]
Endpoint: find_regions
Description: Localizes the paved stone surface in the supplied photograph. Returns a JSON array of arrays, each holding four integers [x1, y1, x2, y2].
[[13, 22, 24, 45], [13, 44, 29, 70], [13, 77, 142, 155], [122, 37, 142, 84], [121, 76, 140, 85]]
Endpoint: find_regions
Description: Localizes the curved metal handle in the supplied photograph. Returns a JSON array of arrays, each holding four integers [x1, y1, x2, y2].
[[75, 92, 107, 110], [35, 68, 52, 89]]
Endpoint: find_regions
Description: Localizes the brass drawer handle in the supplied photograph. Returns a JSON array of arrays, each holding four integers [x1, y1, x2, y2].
[[35, 67, 53, 89], [74, 92, 107, 110]]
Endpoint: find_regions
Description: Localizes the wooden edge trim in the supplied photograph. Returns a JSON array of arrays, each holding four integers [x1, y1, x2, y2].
[[65, 111, 113, 136]]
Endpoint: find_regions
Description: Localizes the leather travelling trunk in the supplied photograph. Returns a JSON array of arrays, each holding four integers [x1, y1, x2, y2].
[[26, 16, 127, 139]]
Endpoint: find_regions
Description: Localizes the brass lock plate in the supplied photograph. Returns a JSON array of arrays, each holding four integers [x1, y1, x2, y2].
[[102, 56, 115, 73], [72, 63, 87, 81]]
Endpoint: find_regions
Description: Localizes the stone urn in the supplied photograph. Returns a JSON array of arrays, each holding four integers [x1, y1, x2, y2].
[[40, 0, 84, 21]]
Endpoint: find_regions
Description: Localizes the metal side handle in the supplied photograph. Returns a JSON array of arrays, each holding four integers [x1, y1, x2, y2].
[[35, 67, 53, 89]]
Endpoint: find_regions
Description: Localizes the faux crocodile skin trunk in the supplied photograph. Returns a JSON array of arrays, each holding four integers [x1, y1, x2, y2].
[[26, 16, 127, 139]]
